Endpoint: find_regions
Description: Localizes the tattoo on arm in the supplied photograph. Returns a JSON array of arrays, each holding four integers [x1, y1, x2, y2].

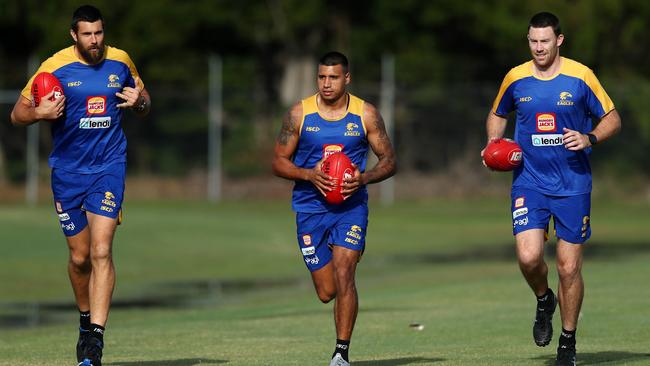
[[277, 110, 297, 145], [373, 114, 392, 156], [365, 109, 396, 183]]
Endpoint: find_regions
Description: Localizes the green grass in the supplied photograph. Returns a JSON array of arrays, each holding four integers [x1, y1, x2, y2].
[[1, 198, 649, 365]]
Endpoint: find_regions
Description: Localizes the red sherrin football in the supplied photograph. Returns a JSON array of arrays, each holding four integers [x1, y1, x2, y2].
[[31, 72, 64, 107], [321, 152, 354, 205], [484, 138, 523, 171]]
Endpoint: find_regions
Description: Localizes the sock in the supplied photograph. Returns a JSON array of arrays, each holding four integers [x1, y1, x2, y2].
[[333, 339, 350, 362], [536, 288, 553, 308], [79, 310, 91, 332], [90, 323, 105, 344], [559, 328, 576, 349]]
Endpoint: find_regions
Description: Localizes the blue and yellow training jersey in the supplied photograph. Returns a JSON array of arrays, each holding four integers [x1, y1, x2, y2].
[[492, 57, 614, 196], [21, 45, 144, 174], [292, 93, 369, 213]]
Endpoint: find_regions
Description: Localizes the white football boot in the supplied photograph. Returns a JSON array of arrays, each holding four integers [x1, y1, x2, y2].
[[329, 353, 350, 366]]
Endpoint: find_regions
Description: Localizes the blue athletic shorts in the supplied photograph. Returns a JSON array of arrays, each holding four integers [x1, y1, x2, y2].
[[511, 187, 591, 244], [51, 163, 125, 237], [295, 204, 368, 272]]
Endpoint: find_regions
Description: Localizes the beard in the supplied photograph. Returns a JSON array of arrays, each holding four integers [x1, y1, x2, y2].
[[78, 42, 104, 64]]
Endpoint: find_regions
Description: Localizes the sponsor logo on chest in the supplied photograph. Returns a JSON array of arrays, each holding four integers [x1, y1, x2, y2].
[[536, 112, 557, 132], [87, 96, 107, 115], [322, 144, 344, 158], [107, 74, 121, 88], [344, 122, 361, 137], [531, 134, 563, 146], [79, 117, 111, 129], [557, 91, 574, 106]]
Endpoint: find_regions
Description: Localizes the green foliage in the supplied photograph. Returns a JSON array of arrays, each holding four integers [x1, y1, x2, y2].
[[2, 0, 650, 177]]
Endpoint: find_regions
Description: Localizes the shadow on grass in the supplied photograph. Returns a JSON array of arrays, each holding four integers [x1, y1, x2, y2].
[[106, 359, 227, 365], [395, 241, 650, 265], [355, 357, 445, 365], [240, 305, 419, 321], [533, 350, 650, 365]]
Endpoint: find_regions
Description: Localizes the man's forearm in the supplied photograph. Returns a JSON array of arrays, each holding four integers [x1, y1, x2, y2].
[[361, 156, 396, 185]]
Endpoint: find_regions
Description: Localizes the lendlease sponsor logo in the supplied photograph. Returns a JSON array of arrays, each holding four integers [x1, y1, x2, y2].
[[79, 117, 111, 129], [532, 134, 563, 146]]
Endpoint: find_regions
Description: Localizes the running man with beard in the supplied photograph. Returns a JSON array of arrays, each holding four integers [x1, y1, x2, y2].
[[11, 5, 150, 366]]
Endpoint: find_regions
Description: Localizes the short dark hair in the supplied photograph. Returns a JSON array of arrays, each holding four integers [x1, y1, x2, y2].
[[71, 5, 103, 32], [529, 12, 561, 36], [319, 51, 349, 73]]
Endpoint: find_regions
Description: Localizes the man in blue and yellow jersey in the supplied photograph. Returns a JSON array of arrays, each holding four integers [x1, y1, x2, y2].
[[10, 5, 150, 366], [482, 12, 621, 366], [273, 52, 396, 366]]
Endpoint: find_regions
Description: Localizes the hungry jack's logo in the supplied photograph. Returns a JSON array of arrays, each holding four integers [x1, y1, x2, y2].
[[536, 113, 557, 132]]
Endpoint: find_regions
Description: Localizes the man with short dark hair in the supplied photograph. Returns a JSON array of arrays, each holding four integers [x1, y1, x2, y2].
[[482, 11, 620, 366], [11, 5, 150, 366], [273, 51, 396, 366]]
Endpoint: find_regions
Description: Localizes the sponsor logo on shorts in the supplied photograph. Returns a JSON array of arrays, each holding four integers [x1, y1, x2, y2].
[[61, 222, 76, 231], [58, 213, 70, 221], [519, 96, 532, 103], [322, 144, 344, 158], [512, 207, 528, 219], [581, 215, 590, 238], [345, 237, 359, 245], [79, 117, 111, 129], [301, 247, 316, 256], [536, 113, 557, 132], [67, 81, 82, 87], [101, 191, 117, 213], [344, 122, 361, 137], [515, 197, 525, 208], [86, 96, 106, 114], [305, 255, 319, 265], [302, 234, 312, 246], [305, 126, 320, 132], [532, 134, 563, 146], [345, 225, 363, 245], [513, 217, 529, 227]]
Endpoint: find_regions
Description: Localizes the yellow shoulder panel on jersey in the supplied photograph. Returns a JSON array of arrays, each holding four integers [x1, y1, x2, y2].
[[348, 94, 367, 135], [491, 61, 533, 114], [560, 58, 614, 115], [105, 46, 145, 90], [20, 46, 78, 99], [299, 94, 319, 135]]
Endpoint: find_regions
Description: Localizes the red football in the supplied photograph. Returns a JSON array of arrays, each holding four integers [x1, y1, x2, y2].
[[483, 138, 523, 171], [31, 72, 64, 107], [321, 152, 355, 205]]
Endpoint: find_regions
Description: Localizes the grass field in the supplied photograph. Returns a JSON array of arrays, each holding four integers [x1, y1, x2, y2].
[[1, 198, 649, 365]]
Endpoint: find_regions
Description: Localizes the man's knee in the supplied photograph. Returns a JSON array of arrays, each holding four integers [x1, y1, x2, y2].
[[317, 289, 336, 303], [518, 251, 544, 272], [69, 252, 91, 272], [557, 257, 581, 279], [90, 242, 113, 263]]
